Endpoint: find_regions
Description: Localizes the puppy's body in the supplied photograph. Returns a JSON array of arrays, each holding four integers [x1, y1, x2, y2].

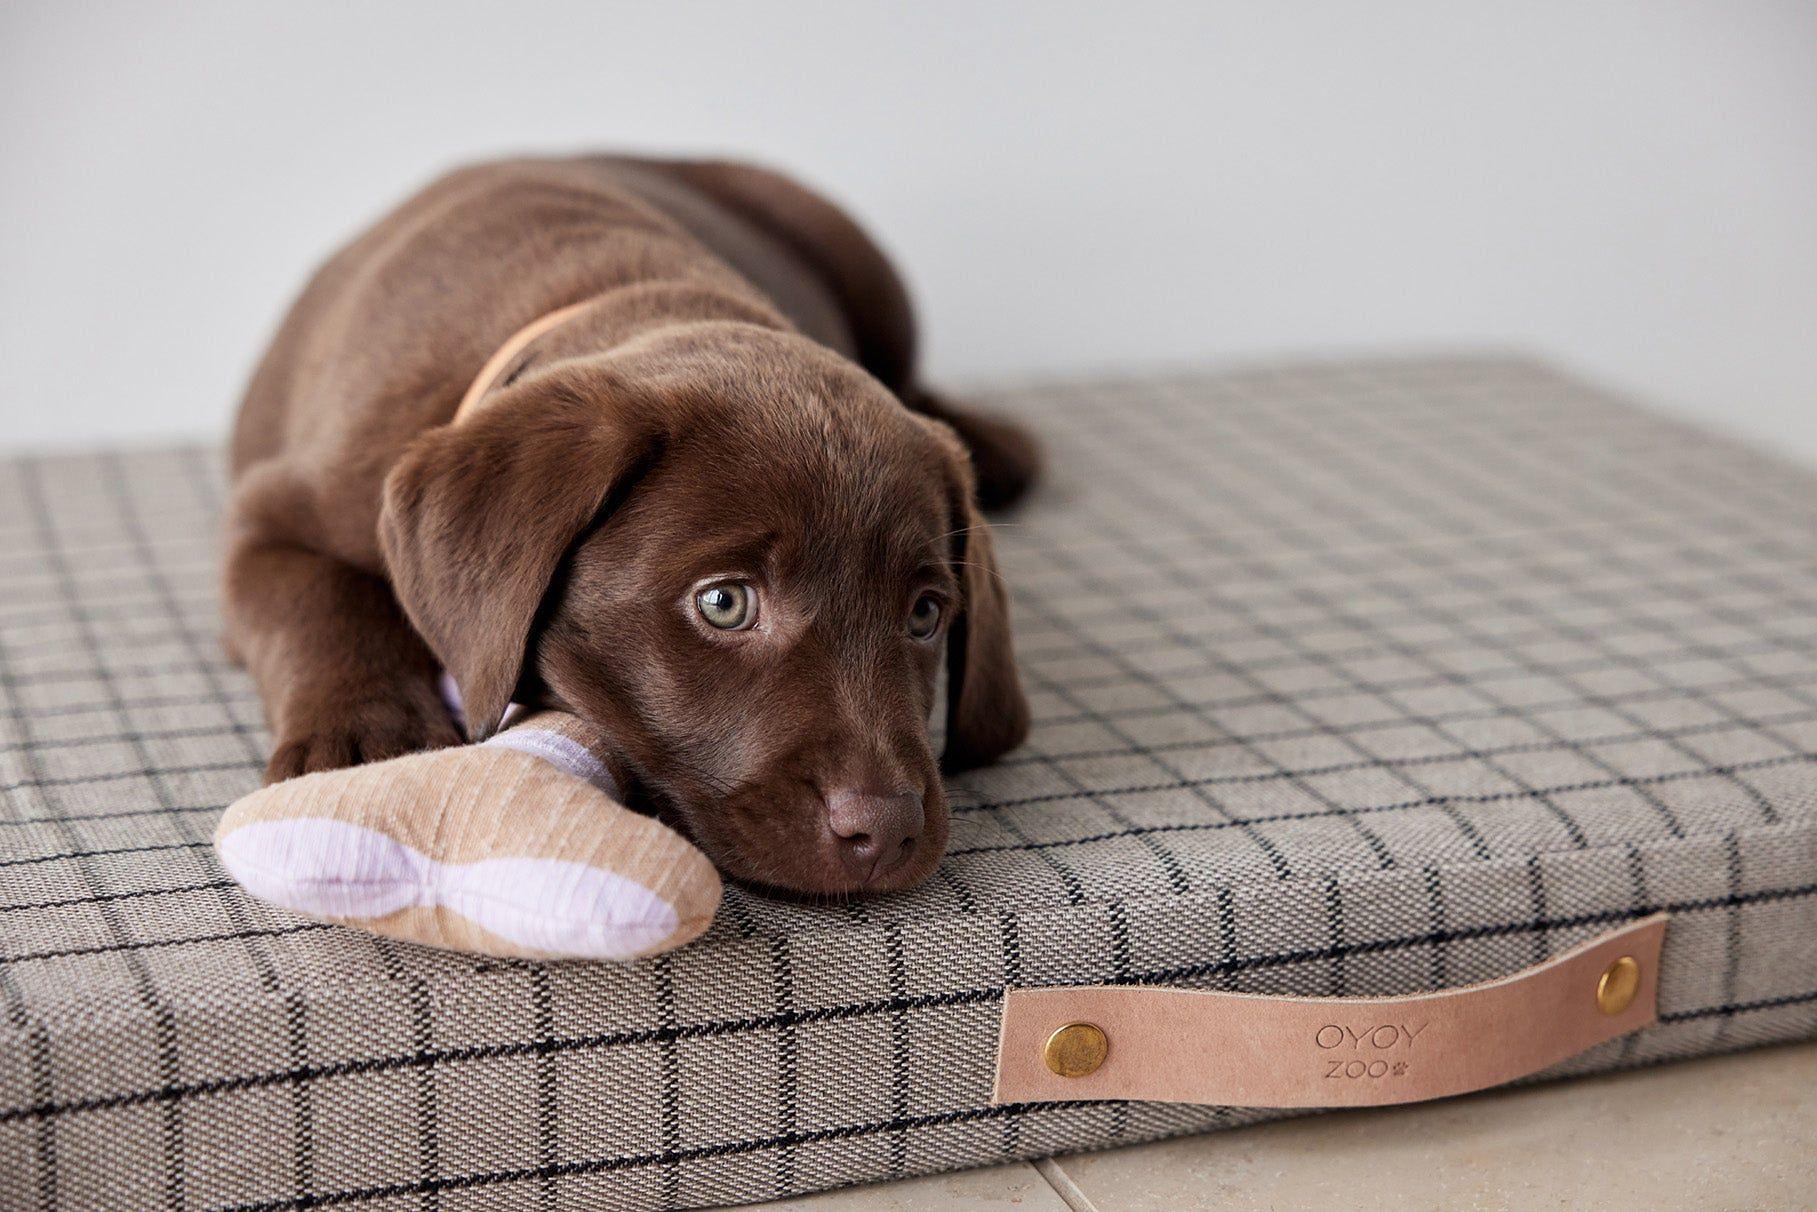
[[227, 155, 1034, 893]]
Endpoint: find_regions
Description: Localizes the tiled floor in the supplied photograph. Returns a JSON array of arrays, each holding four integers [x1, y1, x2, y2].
[[737, 1041, 1817, 1211]]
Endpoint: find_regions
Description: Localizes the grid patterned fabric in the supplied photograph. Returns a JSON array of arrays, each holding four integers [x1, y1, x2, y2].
[[3, 355, 1816, 1211]]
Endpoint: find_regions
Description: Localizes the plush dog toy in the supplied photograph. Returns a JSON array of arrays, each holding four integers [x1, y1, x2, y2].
[[215, 705, 720, 961]]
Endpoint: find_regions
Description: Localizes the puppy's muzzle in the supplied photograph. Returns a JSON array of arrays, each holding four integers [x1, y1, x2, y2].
[[825, 788, 923, 886]]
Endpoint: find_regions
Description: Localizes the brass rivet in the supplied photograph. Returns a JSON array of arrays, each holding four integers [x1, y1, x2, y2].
[[1596, 955, 1641, 1016], [1044, 1022, 1109, 1078]]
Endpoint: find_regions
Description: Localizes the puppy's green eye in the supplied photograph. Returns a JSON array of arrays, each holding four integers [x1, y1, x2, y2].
[[696, 582, 757, 630], [908, 593, 943, 640]]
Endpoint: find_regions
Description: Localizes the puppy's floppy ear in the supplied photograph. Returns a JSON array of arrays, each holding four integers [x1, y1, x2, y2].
[[379, 377, 661, 739], [928, 423, 1030, 772]]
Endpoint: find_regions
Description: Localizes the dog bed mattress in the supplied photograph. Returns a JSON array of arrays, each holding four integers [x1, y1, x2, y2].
[[2, 355, 1814, 1209]]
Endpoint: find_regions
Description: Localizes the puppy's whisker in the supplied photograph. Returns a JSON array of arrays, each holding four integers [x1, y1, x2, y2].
[[919, 523, 981, 553], [919, 518, 1030, 554], [948, 559, 1012, 589]]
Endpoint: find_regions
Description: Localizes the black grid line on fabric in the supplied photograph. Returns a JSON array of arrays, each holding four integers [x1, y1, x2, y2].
[[0, 468, 176, 1206], [7, 459, 193, 1212], [1008, 560, 1817, 666], [1522, 855, 1551, 966], [1089, 378, 1688, 852], [205, 1101, 1107, 1212], [712, 868, 776, 941], [1715, 834, 1745, 1053], [191, 959, 1809, 1212], [766, 934, 799, 1199], [8, 687, 263, 727], [0, 722, 271, 757], [1017, 374, 1817, 868], [3, 657, 254, 690], [2, 535, 1794, 692], [1, 838, 221, 868], [366, 935, 445, 1212], [1438, 528, 1817, 771], [1295, 399, 1792, 801], [282, 980, 318, 1206], [1007, 638, 1213, 887], [1019, 644, 1817, 732], [1322, 876, 1349, 996], [0, 613, 242, 659], [946, 753, 1817, 861], [965, 775, 1093, 908], [1033, 496, 1510, 867], [23, 459, 299, 1141], [1611, 840, 1653, 1070], [654, 952, 682, 1209], [1015, 529, 1399, 879], [927, 850, 981, 915], [1011, 577, 1299, 879], [1662, 989, 1817, 1021], [1102, 895, 1134, 1140], [6, 751, 1817, 959], [7, 876, 1813, 1130], [0, 913, 330, 965], [0, 942, 57, 1209], [17, 674, 1813, 831], [884, 923, 910, 1182], [0, 877, 239, 916], [0, 419, 1809, 944], [102, 450, 264, 767], [14, 609, 1799, 757], [1421, 865, 1450, 990], [0, 759, 334, 795], [982, 700, 1817, 783], [996, 909, 1024, 1159], [993, 466, 1817, 591], [6, 363, 1817, 1209], [88, 455, 327, 1210], [1171, 505, 1626, 858], [531, 962, 557, 1212], [142, 972, 1817, 1212]]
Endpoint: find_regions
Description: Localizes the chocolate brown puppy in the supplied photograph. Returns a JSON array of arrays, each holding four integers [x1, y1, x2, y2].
[[225, 154, 1037, 894]]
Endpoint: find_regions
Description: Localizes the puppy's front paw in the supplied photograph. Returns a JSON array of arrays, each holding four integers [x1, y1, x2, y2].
[[265, 689, 463, 783]]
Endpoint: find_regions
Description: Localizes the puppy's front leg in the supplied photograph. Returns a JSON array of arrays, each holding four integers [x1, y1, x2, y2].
[[224, 486, 460, 783]]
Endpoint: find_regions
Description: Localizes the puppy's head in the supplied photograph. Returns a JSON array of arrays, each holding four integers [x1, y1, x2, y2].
[[380, 325, 1027, 894]]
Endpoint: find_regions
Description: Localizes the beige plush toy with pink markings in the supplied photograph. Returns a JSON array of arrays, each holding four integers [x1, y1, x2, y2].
[[215, 704, 720, 961]]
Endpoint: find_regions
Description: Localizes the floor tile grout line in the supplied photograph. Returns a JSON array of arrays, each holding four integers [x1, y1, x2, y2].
[[1034, 1158, 1102, 1212]]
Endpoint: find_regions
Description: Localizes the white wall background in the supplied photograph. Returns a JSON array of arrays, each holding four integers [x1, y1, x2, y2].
[[3, 1, 1814, 457]]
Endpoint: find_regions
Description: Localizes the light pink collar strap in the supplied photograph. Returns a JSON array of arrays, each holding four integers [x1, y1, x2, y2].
[[451, 300, 595, 425]]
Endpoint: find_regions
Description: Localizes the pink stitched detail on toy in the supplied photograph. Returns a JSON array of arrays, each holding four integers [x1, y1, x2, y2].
[[442, 857, 677, 957], [483, 729, 619, 797], [217, 817, 422, 919], [217, 817, 680, 960]]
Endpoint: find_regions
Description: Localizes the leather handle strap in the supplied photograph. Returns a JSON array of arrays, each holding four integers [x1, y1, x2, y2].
[[993, 913, 1667, 1108]]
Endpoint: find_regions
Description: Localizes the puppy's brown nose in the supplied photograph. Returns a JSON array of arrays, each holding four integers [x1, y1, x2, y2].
[[827, 789, 923, 885]]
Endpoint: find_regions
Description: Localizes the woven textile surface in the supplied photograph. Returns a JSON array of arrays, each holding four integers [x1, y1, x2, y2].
[[3, 355, 1816, 1210]]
